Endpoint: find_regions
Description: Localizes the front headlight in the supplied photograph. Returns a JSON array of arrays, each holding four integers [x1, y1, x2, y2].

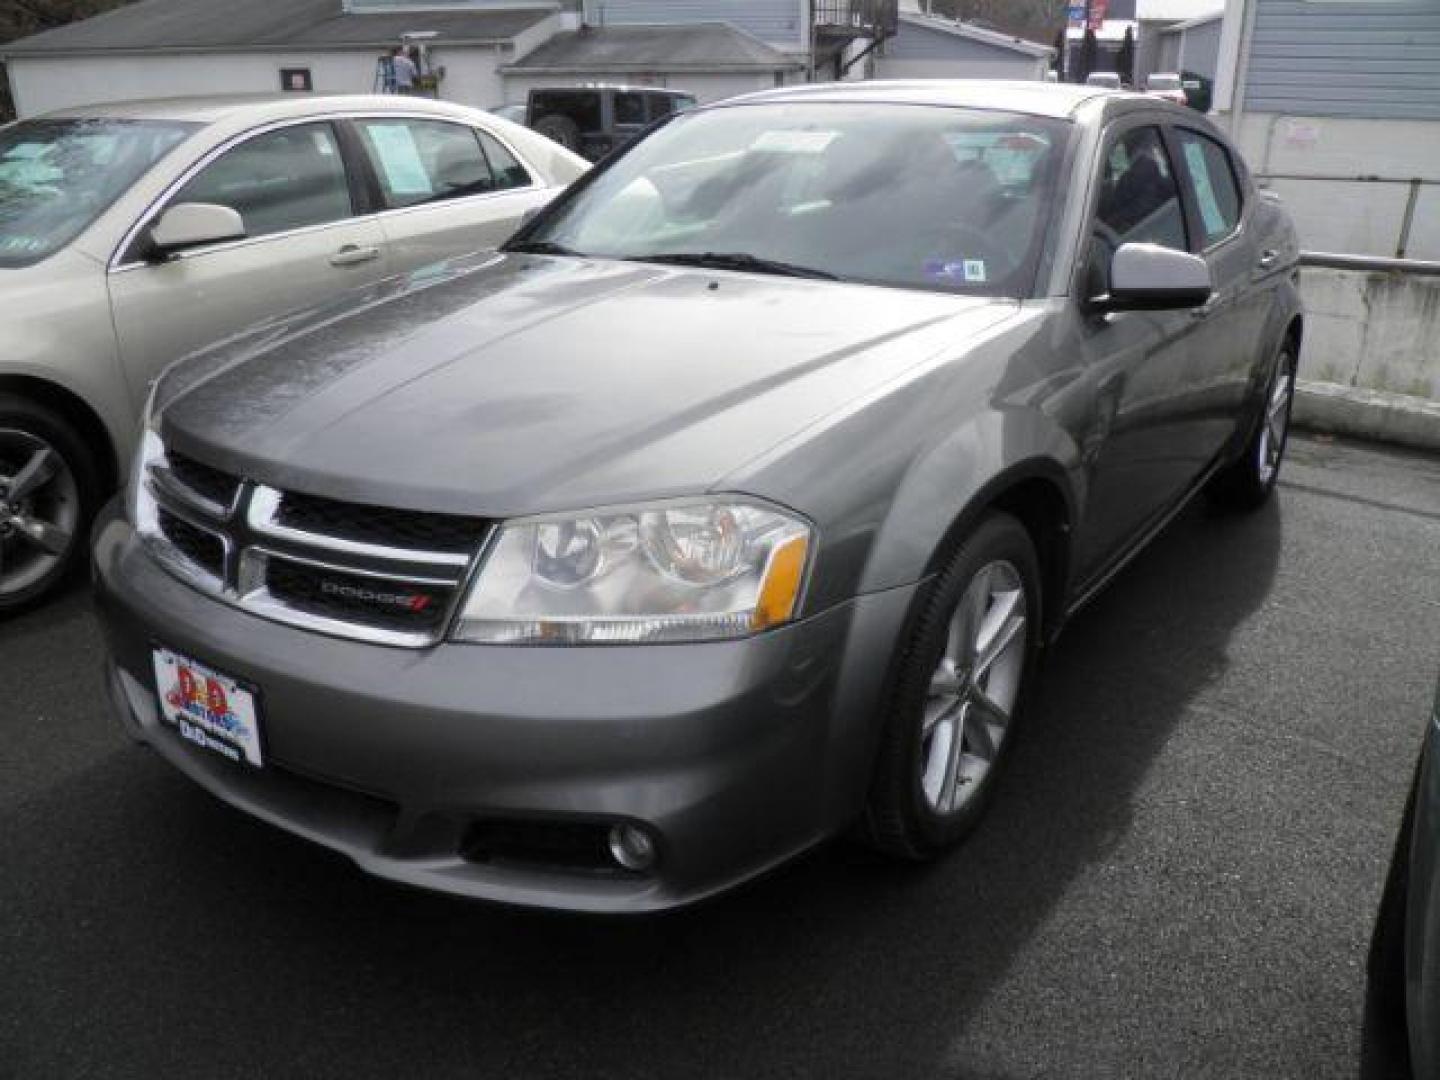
[[452, 498, 812, 644]]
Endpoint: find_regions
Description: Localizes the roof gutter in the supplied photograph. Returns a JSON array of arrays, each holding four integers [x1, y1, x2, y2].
[[501, 59, 806, 74], [0, 39, 517, 60]]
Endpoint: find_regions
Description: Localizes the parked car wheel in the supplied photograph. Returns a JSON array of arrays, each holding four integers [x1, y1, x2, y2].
[[0, 395, 99, 614], [1363, 760, 1421, 1079], [1208, 339, 1297, 510], [533, 113, 583, 154], [863, 512, 1042, 859]]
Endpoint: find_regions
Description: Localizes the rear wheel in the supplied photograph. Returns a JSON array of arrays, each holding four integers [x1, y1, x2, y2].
[[1207, 340, 1297, 510], [1362, 765, 1418, 1079], [863, 512, 1041, 859], [0, 395, 100, 615], [533, 113, 583, 154]]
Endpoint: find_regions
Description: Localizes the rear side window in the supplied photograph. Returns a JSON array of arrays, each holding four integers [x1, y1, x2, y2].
[[1095, 125, 1187, 252], [614, 93, 647, 126], [173, 122, 352, 239], [356, 119, 496, 209], [530, 90, 602, 133], [475, 130, 531, 191], [1173, 128, 1243, 246], [647, 93, 680, 121]]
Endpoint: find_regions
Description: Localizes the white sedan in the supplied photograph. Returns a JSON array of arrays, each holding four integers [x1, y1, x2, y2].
[[0, 93, 587, 610]]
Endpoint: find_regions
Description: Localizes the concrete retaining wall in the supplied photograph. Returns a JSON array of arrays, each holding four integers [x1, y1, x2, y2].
[[1294, 267, 1440, 451], [1299, 268, 1440, 400]]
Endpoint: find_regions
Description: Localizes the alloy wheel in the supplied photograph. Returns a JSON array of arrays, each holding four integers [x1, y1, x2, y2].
[[0, 428, 80, 600], [1257, 356, 1294, 486], [920, 560, 1028, 816]]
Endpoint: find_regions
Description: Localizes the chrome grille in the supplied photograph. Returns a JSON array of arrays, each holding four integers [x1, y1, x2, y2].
[[155, 507, 225, 580], [262, 557, 455, 637], [275, 490, 486, 555], [166, 450, 242, 512], [134, 433, 490, 647]]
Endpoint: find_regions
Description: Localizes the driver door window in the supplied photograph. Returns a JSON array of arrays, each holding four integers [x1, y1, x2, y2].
[[1096, 126, 1188, 252], [1087, 125, 1188, 297], [110, 121, 390, 410], [171, 122, 353, 238]]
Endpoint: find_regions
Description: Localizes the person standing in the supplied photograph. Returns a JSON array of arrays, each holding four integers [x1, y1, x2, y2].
[[390, 46, 418, 94]]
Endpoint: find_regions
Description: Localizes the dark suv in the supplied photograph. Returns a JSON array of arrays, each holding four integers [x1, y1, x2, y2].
[[527, 85, 697, 161]]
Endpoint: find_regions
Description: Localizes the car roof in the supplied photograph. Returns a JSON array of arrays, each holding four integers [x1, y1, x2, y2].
[[720, 80, 1115, 120], [531, 84, 693, 96], [34, 93, 490, 125]]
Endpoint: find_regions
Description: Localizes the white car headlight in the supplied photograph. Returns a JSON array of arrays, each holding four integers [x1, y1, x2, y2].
[[452, 498, 812, 644]]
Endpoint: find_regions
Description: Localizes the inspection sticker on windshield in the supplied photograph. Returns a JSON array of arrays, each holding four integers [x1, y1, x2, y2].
[[153, 647, 264, 768], [924, 258, 987, 284], [751, 129, 837, 154]]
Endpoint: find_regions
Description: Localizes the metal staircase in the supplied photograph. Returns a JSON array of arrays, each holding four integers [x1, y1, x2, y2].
[[811, 0, 899, 78]]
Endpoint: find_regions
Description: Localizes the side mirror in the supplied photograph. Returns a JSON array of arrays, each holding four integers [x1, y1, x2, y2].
[[1091, 242, 1212, 313], [147, 202, 246, 259]]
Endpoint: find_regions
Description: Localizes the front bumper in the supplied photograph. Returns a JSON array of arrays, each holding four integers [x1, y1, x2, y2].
[[94, 503, 915, 913]]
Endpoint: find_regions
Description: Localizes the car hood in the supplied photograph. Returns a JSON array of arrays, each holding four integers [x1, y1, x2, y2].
[[158, 253, 1017, 517]]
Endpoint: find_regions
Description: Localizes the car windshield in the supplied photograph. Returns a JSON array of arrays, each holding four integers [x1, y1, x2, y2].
[[0, 118, 198, 269], [515, 103, 1072, 298]]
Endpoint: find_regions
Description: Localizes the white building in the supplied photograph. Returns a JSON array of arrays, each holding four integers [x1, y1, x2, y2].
[[875, 6, 1052, 82], [1211, 0, 1440, 415], [1, 0, 896, 118], [1211, 0, 1440, 261], [1134, 0, 1223, 88]]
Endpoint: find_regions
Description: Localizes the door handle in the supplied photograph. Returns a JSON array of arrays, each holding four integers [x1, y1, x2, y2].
[[330, 245, 380, 268], [1257, 249, 1280, 270]]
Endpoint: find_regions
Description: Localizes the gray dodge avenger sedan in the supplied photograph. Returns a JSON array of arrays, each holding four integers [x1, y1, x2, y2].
[[94, 81, 1302, 912]]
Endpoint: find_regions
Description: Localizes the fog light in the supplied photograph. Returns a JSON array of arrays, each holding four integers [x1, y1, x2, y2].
[[607, 824, 657, 872]]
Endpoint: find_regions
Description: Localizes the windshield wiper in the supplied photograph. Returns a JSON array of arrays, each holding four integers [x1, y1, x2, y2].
[[503, 239, 586, 257], [626, 252, 840, 281]]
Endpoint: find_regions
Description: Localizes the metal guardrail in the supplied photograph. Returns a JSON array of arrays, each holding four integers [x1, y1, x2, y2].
[[1300, 252, 1440, 278], [1257, 172, 1434, 260]]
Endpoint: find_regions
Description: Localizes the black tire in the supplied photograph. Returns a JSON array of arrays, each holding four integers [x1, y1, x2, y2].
[[1362, 765, 1418, 1080], [1207, 339, 1298, 511], [0, 394, 101, 615], [533, 113, 583, 154], [862, 511, 1043, 860]]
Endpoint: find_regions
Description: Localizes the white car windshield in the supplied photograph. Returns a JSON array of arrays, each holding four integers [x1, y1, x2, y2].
[[516, 103, 1072, 298], [0, 118, 198, 268]]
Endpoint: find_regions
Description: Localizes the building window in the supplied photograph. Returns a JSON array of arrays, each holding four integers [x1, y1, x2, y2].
[[280, 68, 313, 93]]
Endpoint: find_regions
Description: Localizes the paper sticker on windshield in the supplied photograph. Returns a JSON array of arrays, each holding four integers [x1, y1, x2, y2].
[[752, 130, 837, 154], [924, 258, 988, 285]]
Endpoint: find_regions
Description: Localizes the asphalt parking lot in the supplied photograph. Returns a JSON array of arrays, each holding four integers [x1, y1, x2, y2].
[[3, 433, 1438, 1080]]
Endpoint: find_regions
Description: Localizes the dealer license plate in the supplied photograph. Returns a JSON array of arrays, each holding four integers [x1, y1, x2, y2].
[[152, 647, 264, 768]]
